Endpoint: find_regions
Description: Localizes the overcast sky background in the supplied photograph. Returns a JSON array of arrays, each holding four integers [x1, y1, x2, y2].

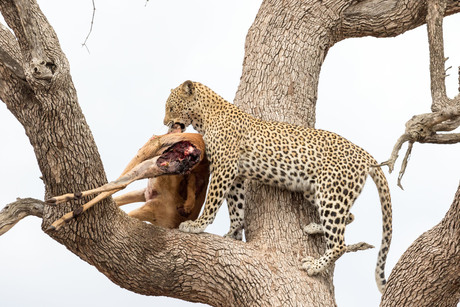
[[0, 1, 459, 306]]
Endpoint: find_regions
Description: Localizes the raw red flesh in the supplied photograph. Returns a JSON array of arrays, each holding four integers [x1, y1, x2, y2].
[[156, 141, 201, 174]]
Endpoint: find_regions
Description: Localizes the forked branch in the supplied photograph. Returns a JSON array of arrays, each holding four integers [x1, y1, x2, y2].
[[0, 0, 68, 92], [379, 0, 460, 187]]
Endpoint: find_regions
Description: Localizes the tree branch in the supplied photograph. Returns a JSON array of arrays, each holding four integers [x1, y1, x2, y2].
[[0, 23, 25, 80], [382, 184, 460, 306], [421, 132, 460, 144], [342, 0, 460, 39], [378, 0, 460, 184], [378, 109, 460, 186], [427, 0, 451, 111], [0, 198, 44, 236], [81, 0, 96, 53], [0, 0, 70, 92], [376, 134, 411, 173], [0, 20, 32, 111], [432, 115, 460, 132], [396, 141, 413, 190]]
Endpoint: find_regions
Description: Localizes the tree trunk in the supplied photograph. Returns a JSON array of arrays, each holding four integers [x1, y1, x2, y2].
[[1, 0, 459, 306], [381, 185, 460, 307]]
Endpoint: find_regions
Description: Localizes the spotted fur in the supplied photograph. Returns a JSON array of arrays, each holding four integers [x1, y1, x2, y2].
[[163, 81, 392, 293]]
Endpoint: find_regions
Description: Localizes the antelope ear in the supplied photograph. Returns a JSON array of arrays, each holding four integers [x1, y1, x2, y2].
[[181, 80, 195, 97]]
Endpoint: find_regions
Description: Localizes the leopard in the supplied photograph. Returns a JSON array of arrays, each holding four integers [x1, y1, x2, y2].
[[163, 80, 392, 293]]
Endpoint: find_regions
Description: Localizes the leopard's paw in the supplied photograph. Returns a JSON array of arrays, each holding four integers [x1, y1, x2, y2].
[[301, 256, 321, 276], [178, 219, 207, 234], [224, 228, 243, 241], [303, 223, 324, 235]]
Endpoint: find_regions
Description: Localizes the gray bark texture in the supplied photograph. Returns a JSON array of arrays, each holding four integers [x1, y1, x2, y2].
[[0, 0, 459, 306], [381, 185, 460, 307]]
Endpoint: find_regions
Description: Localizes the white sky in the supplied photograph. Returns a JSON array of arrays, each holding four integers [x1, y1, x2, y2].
[[0, 1, 459, 306]]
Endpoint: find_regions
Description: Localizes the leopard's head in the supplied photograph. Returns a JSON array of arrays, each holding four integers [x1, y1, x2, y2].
[[163, 80, 197, 133]]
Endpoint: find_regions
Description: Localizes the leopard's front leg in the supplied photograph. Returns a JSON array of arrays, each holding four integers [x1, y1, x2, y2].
[[179, 165, 237, 234], [223, 176, 245, 240]]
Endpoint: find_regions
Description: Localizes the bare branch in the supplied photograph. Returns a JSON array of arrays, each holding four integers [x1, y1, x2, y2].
[[397, 141, 414, 190], [421, 133, 460, 144], [432, 115, 460, 131], [342, 0, 460, 39], [0, 198, 44, 236], [376, 133, 411, 173], [427, 0, 449, 111], [409, 109, 460, 133], [81, 0, 96, 53], [379, 109, 460, 179]]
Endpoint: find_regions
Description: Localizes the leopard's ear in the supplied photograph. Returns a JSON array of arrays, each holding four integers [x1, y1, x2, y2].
[[181, 80, 195, 97]]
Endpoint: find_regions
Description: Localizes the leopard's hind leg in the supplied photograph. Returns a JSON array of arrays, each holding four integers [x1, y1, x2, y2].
[[301, 181, 361, 275]]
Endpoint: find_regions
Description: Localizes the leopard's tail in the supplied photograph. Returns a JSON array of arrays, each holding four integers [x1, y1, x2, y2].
[[369, 165, 393, 294]]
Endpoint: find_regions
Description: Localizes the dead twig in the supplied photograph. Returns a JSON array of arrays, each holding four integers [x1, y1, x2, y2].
[[81, 0, 96, 53], [375, 134, 411, 173], [378, 110, 460, 188], [397, 141, 413, 190]]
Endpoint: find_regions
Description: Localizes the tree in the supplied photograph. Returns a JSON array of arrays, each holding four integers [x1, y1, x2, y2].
[[0, 0, 459, 306]]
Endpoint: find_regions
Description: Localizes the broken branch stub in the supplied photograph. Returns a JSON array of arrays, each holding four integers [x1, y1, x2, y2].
[[397, 141, 414, 190], [0, 198, 44, 236]]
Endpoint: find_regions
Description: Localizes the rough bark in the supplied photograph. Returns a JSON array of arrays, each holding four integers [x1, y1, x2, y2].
[[0, 198, 44, 235], [0, 0, 459, 306], [381, 185, 460, 307]]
